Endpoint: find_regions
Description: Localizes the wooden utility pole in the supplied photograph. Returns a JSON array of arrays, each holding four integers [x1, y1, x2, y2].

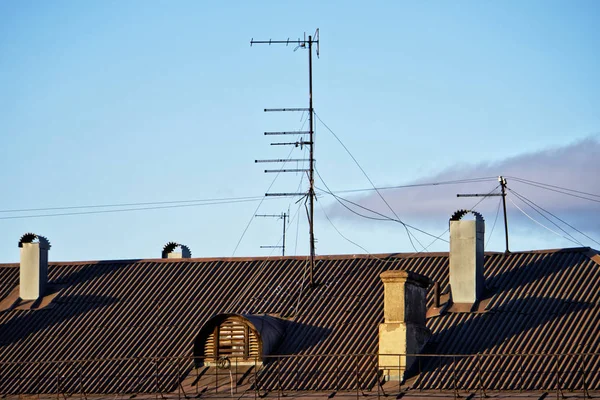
[[457, 176, 510, 253]]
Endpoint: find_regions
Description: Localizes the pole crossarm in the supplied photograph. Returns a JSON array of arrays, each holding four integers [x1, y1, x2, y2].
[[457, 175, 510, 253]]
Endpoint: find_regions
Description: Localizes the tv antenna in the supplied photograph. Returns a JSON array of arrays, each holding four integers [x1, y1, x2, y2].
[[255, 212, 290, 256], [252, 29, 319, 285], [457, 176, 510, 253]]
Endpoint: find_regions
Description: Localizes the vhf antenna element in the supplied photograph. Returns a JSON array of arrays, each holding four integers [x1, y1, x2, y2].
[[255, 212, 290, 256], [251, 29, 319, 286]]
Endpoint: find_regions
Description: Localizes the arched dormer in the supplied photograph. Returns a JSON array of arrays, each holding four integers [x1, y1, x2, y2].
[[194, 314, 285, 366]]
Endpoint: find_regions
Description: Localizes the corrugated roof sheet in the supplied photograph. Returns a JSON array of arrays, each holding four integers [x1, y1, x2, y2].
[[1, 248, 599, 393]]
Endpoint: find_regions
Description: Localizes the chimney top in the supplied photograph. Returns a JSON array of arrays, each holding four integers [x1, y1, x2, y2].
[[19, 232, 50, 301], [161, 242, 192, 259], [380, 270, 431, 288], [450, 209, 484, 222], [19, 233, 51, 250]]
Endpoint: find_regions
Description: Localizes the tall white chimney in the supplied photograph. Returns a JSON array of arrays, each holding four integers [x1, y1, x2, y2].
[[19, 233, 51, 301], [449, 210, 485, 304]]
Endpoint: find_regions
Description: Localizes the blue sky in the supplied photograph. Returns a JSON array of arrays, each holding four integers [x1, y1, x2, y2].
[[1, 1, 599, 262]]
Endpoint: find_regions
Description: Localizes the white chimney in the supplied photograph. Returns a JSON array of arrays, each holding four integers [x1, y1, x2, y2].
[[162, 242, 191, 259], [449, 210, 485, 304], [19, 233, 51, 301]]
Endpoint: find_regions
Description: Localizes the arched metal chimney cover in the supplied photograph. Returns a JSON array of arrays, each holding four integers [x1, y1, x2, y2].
[[450, 209, 485, 222], [18, 233, 51, 249], [161, 241, 192, 258]]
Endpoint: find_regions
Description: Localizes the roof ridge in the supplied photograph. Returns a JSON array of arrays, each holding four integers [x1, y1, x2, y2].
[[0, 247, 593, 267]]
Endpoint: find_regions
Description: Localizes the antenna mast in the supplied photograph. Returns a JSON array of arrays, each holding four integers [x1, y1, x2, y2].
[[255, 212, 289, 256], [251, 29, 319, 285]]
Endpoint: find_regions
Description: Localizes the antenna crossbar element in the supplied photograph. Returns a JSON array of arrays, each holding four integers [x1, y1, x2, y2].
[[270, 141, 314, 146], [265, 193, 306, 197], [457, 193, 503, 197], [264, 108, 309, 112], [264, 131, 310, 135], [264, 169, 309, 173], [251, 39, 318, 45], [255, 159, 311, 163], [260, 245, 284, 249]]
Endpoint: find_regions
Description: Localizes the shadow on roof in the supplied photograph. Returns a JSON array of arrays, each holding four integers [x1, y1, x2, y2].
[[50, 260, 143, 287], [413, 296, 594, 382], [0, 294, 118, 348], [484, 249, 588, 293]]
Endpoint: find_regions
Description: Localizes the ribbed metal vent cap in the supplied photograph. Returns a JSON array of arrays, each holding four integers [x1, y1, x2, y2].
[[18, 233, 51, 249], [450, 209, 484, 222], [161, 242, 191, 258]]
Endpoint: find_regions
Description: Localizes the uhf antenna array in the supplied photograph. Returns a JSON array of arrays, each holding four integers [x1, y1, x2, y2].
[[252, 29, 319, 286], [255, 212, 290, 256]]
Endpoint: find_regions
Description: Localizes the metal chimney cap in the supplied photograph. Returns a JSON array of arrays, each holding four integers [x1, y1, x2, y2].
[[162, 242, 192, 258], [18, 233, 51, 250], [450, 209, 484, 222]]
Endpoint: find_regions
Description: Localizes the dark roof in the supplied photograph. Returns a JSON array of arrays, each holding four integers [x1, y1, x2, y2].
[[1, 248, 599, 393]]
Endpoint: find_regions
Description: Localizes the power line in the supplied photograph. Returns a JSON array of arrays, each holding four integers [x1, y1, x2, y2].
[[316, 180, 501, 262], [320, 189, 449, 242], [314, 112, 424, 251], [314, 168, 395, 222], [485, 197, 503, 250], [508, 188, 600, 247], [508, 189, 584, 246], [508, 176, 600, 203], [507, 196, 582, 246], [317, 197, 373, 254], [318, 180, 502, 250], [507, 176, 600, 199], [0, 195, 268, 214], [315, 168, 451, 243], [327, 177, 498, 194], [0, 197, 275, 220], [0, 176, 498, 215]]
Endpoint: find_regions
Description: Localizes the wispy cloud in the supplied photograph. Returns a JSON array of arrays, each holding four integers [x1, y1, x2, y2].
[[324, 136, 600, 245]]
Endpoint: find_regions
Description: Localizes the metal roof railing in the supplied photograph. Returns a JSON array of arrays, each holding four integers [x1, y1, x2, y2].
[[0, 353, 598, 398]]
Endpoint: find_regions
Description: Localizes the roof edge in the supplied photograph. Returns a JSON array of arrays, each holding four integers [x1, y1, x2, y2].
[[0, 247, 593, 268]]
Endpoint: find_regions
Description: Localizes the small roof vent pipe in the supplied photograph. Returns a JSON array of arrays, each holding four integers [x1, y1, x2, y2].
[[161, 242, 191, 259], [18, 233, 51, 301]]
